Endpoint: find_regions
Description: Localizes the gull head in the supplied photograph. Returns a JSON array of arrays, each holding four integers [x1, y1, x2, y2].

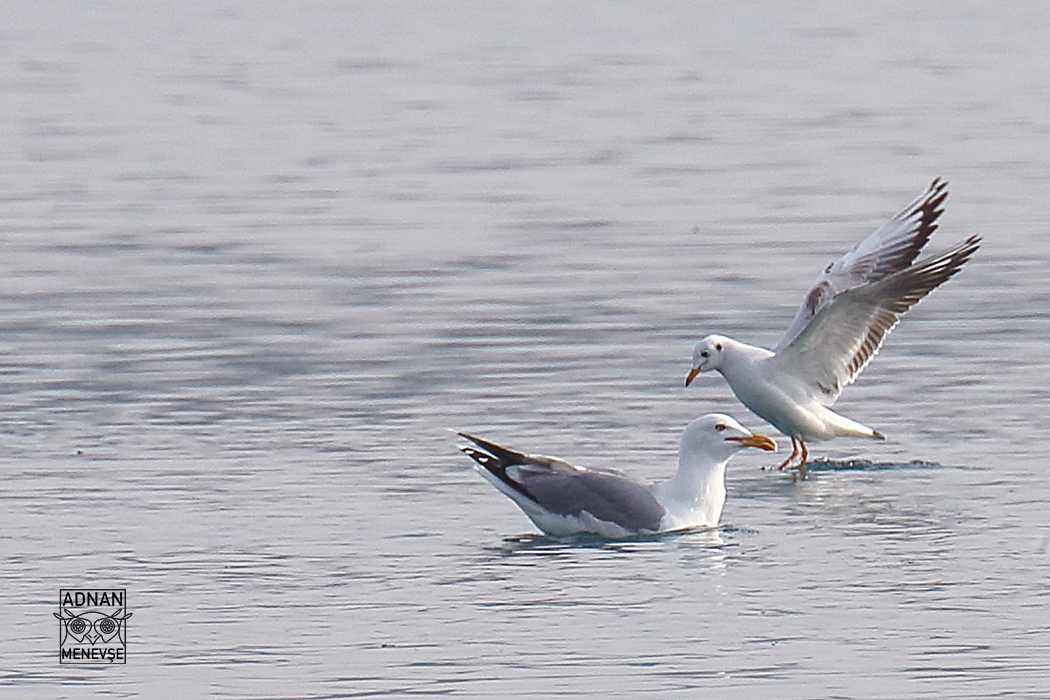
[[686, 335, 731, 386], [680, 413, 777, 462]]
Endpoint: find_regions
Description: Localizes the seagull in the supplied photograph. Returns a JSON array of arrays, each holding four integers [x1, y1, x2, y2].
[[685, 178, 980, 475], [457, 413, 776, 538]]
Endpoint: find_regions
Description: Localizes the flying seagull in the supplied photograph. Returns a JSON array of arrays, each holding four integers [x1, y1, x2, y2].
[[458, 414, 776, 538], [685, 178, 980, 475]]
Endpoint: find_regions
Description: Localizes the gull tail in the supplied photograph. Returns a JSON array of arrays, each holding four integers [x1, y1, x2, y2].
[[819, 406, 886, 441]]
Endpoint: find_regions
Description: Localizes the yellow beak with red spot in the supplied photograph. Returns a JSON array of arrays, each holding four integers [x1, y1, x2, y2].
[[726, 433, 777, 452]]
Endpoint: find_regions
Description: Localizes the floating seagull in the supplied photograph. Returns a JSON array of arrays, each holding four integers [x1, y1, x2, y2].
[[685, 178, 980, 475], [457, 414, 776, 538]]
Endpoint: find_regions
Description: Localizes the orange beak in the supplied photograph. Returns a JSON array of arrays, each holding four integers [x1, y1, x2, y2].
[[685, 366, 702, 387], [726, 433, 778, 452]]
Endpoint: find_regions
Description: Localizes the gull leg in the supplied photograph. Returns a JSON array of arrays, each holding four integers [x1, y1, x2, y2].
[[777, 438, 799, 470], [797, 440, 809, 477]]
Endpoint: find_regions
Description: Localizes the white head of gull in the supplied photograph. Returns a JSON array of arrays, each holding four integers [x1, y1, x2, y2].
[[458, 413, 776, 539], [685, 178, 980, 475]]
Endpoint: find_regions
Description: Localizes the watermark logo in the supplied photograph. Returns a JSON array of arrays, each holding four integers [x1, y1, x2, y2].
[[55, 589, 131, 664]]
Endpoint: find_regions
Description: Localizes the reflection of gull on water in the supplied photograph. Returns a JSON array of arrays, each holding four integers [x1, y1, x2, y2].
[[458, 413, 775, 538], [686, 178, 981, 475]]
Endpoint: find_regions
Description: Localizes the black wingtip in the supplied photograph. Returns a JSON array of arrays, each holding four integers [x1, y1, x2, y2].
[[456, 436, 539, 504], [952, 234, 982, 266], [922, 234, 982, 281], [886, 178, 951, 273], [454, 431, 528, 466], [871, 233, 982, 317], [915, 177, 949, 235]]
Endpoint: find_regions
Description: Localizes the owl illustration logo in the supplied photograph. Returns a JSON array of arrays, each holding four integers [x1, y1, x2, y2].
[[56, 589, 131, 664], [55, 608, 132, 646]]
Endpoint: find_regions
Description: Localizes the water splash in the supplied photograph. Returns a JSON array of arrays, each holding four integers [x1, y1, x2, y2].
[[804, 457, 942, 472]]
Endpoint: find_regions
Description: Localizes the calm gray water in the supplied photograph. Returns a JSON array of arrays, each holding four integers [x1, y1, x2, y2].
[[2, 1, 1049, 698]]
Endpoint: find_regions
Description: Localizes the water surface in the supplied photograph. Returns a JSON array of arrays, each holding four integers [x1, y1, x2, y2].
[[2, 1, 1049, 698]]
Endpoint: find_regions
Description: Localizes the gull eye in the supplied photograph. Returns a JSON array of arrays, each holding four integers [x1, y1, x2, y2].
[[715, 343, 722, 351], [700, 350, 709, 358], [715, 423, 726, 431]]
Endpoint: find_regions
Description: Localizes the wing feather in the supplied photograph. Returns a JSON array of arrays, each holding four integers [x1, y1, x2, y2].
[[458, 433, 664, 531], [771, 235, 980, 403], [776, 178, 949, 352]]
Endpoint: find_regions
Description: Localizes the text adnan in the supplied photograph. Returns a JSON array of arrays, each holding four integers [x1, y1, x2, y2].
[[61, 590, 124, 608]]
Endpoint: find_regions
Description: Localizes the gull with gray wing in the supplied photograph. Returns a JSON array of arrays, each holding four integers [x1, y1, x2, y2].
[[686, 179, 980, 474], [458, 414, 776, 538]]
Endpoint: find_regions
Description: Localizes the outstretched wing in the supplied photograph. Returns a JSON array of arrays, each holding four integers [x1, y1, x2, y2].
[[775, 178, 949, 352], [458, 432, 664, 532], [770, 235, 980, 404]]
